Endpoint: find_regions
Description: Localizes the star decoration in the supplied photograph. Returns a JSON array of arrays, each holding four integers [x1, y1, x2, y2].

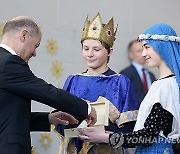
[[51, 61, 63, 77], [31, 146, 37, 154], [0, 22, 3, 37], [46, 39, 58, 55], [39, 133, 52, 150]]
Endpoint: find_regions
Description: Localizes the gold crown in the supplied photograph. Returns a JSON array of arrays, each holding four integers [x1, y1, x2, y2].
[[81, 13, 117, 47]]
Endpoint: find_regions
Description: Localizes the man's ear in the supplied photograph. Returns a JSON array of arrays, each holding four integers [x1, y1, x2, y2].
[[20, 29, 29, 43], [108, 48, 113, 56], [128, 51, 134, 60]]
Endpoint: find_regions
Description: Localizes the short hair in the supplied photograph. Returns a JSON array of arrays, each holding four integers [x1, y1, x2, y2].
[[3, 17, 40, 37], [101, 41, 111, 63], [127, 40, 139, 52]]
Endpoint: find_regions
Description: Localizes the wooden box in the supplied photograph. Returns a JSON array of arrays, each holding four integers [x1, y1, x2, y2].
[[64, 96, 110, 138]]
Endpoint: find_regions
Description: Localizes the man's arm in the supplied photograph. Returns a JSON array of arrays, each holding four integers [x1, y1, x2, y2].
[[1, 55, 90, 122], [30, 112, 50, 131], [31, 111, 79, 132]]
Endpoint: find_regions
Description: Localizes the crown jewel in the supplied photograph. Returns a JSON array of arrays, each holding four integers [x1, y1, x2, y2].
[[81, 13, 116, 47]]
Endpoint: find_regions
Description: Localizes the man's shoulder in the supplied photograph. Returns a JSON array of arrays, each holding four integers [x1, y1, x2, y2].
[[0, 48, 25, 65], [120, 65, 136, 74], [0, 48, 12, 68], [0, 48, 29, 74], [0, 47, 11, 57]]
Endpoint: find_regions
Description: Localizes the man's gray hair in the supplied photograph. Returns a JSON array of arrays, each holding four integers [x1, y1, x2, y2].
[[3, 17, 40, 37]]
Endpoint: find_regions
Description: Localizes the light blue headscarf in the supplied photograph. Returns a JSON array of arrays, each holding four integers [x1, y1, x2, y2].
[[138, 23, 180, 94]]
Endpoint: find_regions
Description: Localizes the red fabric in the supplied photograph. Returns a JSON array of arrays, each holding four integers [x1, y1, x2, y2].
[[142, 68, 148, 93]]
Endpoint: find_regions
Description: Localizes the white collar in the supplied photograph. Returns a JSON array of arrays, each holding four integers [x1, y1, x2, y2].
[[0, 44, 17, 55]]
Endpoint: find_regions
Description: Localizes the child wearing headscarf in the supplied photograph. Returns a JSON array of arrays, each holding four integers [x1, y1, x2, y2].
[[79, 23, 180, 154]]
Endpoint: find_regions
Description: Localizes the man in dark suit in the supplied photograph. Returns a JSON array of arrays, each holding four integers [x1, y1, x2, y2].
[[120, 40, 156, 103], [0, 16, 96, 154]]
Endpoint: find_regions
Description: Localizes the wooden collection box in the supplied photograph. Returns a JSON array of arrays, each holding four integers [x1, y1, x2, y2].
[[64, 96, 110, 138]]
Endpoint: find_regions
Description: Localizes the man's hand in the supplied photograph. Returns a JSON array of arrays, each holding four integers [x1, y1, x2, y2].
[[48, 111, 79, 125], [86, 107, 97, 127]]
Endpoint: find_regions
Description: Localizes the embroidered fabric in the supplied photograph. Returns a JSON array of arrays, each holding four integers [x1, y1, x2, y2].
[[109, 103, 173, 148], [138, 34, 180, 42]]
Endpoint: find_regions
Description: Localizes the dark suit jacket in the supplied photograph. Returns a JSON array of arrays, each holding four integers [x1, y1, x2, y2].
[[0, 47, 88, 152], [120, 65, 156, 103]]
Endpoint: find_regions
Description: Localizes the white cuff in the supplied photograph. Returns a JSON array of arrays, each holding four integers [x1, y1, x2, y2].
[[87, 103, 91, 115]]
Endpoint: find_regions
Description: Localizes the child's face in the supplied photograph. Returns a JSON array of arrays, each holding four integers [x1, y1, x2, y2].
[[142, 41, 162, 68], [82, 39, 110, 71]]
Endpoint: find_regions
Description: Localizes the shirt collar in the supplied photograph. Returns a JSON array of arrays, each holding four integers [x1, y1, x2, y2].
[[0, 43, 17, 55], [132, 61, 144, 72]]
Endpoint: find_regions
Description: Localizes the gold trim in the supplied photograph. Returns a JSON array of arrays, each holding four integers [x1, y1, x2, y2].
[[72, 73, 121, 77], [116, 110, 139, 126]]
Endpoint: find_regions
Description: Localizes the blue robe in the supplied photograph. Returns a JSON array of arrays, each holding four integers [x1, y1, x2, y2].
[[56, 68, 140, 153]]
